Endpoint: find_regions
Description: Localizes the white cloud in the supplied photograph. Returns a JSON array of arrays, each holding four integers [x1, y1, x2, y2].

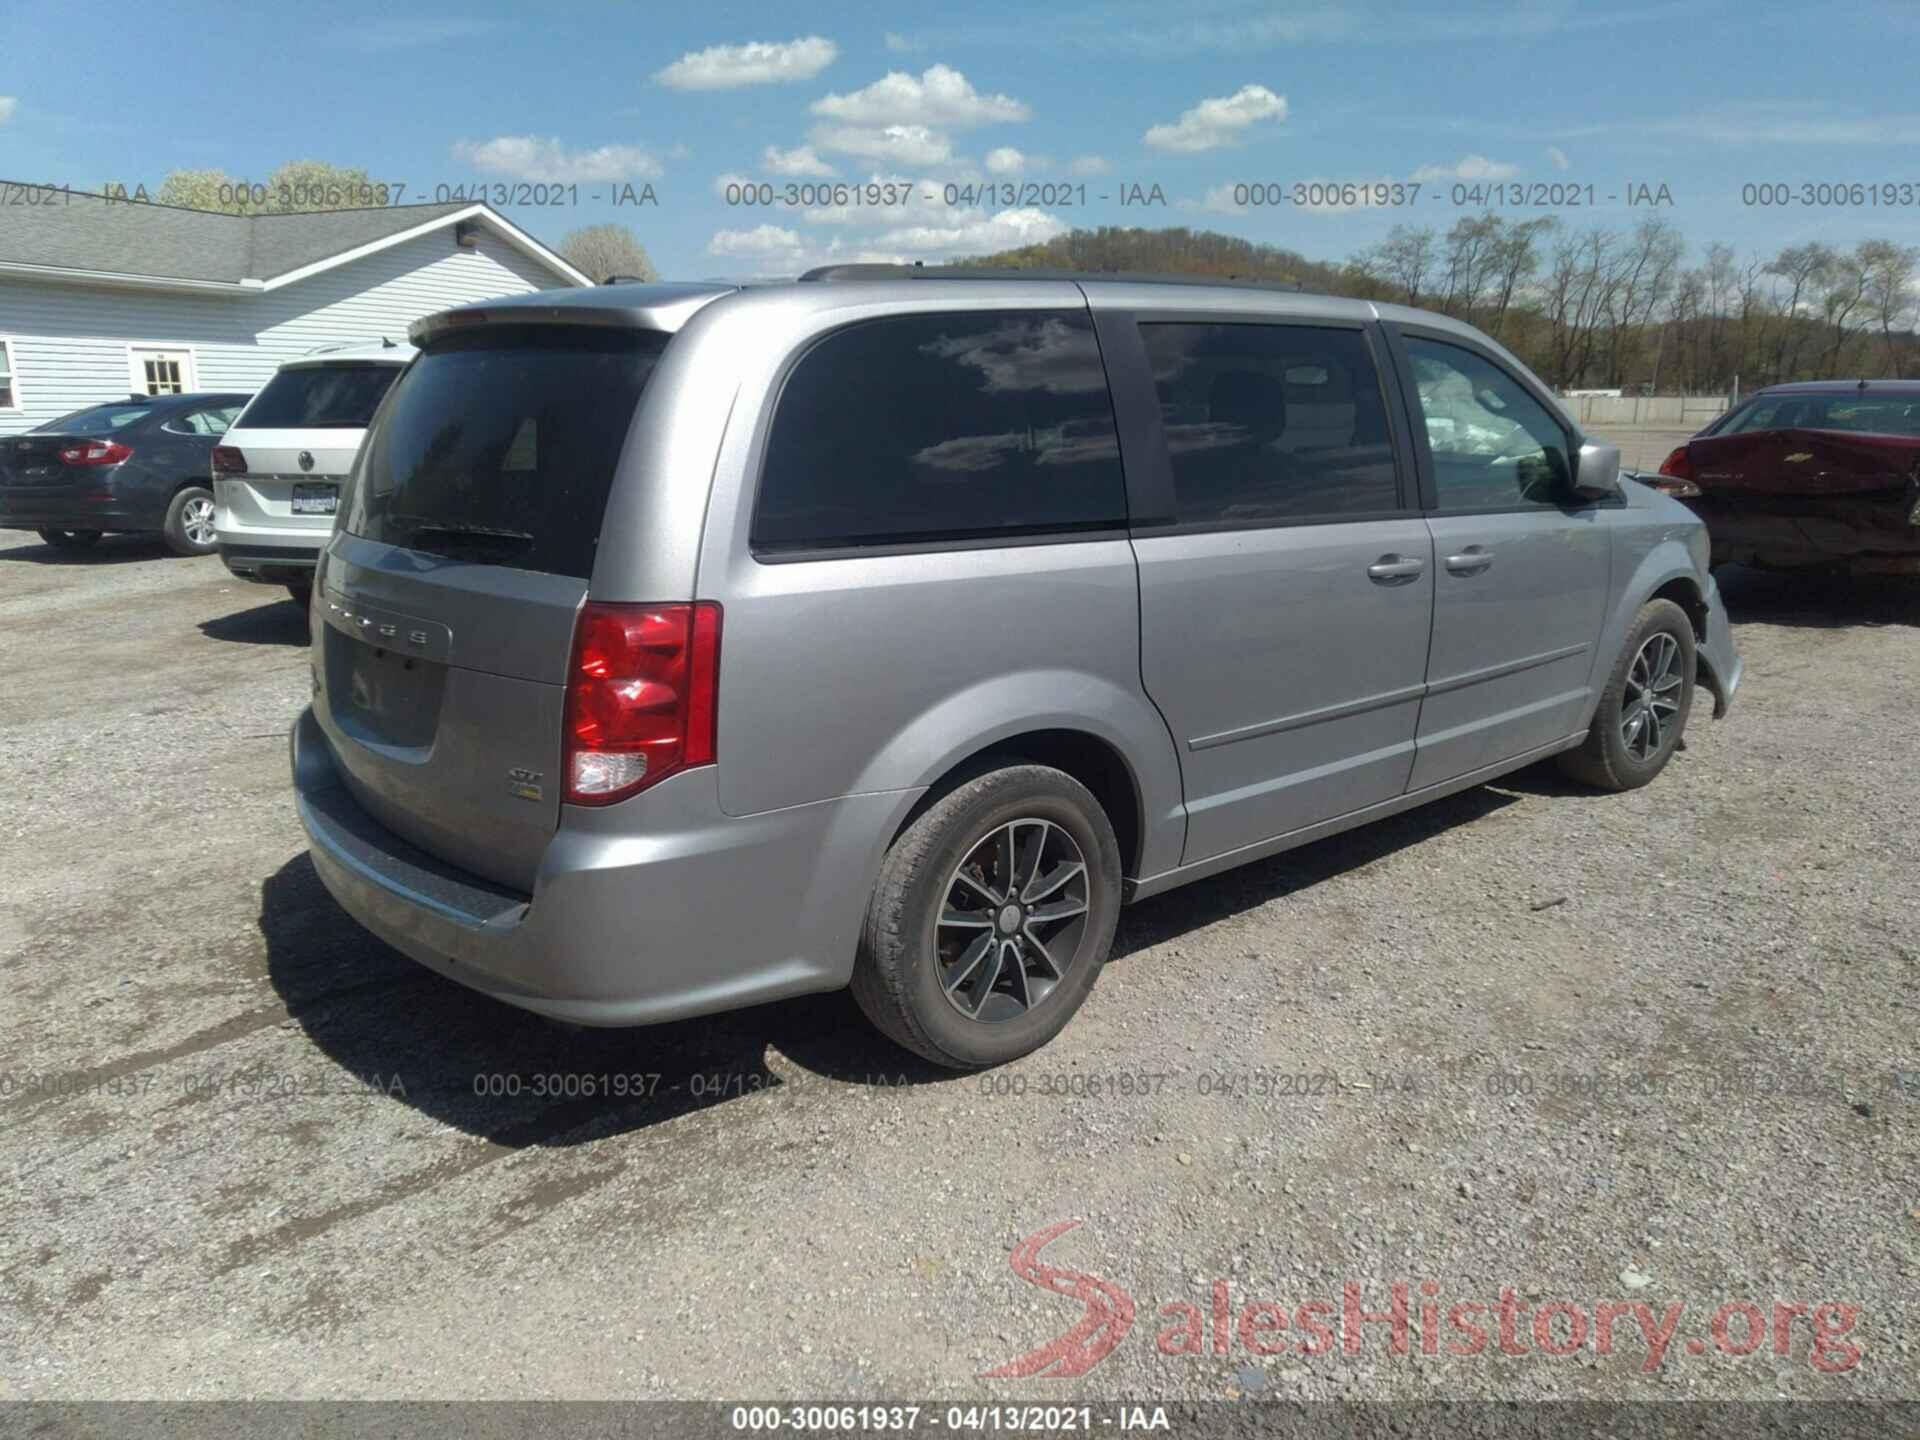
[[810, 123, 953, 167], [883, 32, 923, 53], [1194, 184, 1247, 215], [764, 144, 837, 177], [713, 171, 754, 197], [707, 224, 804, 258], [1069, 154, 1109, 176], [451, 136, 662, 181], [874, 206, 1069, 257], [1546, 145, 1571, 171], [0, 97, 15, 124], [810, 63, 1029, 128], [1411, 153, 1519, 181], [655, 36, 837, 90], [1144, 84, 1286, 152], [984, 147, 1027, 174]]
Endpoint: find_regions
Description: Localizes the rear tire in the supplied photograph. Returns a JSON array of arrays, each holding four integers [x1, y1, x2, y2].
[[38, 528, 102, 551], [286, 582, 313, 609], [163, 486, 219, 556], [851, 764, 1122, 1070], [1557, 598, 1696, 792]]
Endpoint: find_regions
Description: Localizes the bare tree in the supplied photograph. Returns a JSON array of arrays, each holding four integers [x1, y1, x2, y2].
[[1819, 245, 1874, 374], [560, 224, 659, 283], [1488, 217, 1552, 340], [1762, 243, 1833, 381], [1856, 239, 1919, 376], [1359, 225, 1436, 306]]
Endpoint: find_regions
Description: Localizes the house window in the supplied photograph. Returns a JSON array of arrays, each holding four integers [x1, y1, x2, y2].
[[128, 346, 197, 396], [0, 339, 18, 411]]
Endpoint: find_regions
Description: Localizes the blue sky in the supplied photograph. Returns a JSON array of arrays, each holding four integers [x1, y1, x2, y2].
[[5, 1, 1920, 279]]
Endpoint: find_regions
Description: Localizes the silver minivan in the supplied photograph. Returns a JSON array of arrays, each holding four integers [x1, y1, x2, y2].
[[290, 273, 1742, 1068]]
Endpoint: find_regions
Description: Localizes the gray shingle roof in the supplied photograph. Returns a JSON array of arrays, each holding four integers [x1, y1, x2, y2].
[[0, 185, 478, 284]]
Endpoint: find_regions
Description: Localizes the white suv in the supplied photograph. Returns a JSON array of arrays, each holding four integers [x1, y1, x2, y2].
[[212, 340, 414, 602]]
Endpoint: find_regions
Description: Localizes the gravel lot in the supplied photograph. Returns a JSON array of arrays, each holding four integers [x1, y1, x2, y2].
[[1, 515, 1914, 1407]]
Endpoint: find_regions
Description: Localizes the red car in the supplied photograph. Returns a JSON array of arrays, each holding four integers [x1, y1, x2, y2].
[[1657, 380, 1920, 573]]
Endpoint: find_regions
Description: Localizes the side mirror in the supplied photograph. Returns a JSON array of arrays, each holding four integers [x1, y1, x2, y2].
[[1572, 440, 1622, 500]]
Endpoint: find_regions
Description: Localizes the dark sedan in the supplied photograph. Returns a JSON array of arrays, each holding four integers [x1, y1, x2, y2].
[[0, 392, 253, 555], [1657, 381, 1920, 573]]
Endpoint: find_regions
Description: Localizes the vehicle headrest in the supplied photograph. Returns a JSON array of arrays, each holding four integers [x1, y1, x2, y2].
[[1209, 370, 1286, 439]]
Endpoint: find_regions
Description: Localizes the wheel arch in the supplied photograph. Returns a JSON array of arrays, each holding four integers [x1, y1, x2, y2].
[[885, 726, 1151, 882]]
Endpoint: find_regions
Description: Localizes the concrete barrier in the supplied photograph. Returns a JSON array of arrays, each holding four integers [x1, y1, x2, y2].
[[1558, 393, 1729, 428]]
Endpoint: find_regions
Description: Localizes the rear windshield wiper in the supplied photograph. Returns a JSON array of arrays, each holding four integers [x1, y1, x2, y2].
[[388, 518, 536, 559]]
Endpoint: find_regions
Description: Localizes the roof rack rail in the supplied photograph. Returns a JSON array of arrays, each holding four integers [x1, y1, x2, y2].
[[796, 262, 1314, 295]]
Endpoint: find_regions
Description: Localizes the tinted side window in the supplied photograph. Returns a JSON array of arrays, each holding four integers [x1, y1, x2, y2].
[[1140, 322, 1399, 524], [751, 311, 1125, 552], [163, 405, 242, 436], [1405, 338, 1572, 510]]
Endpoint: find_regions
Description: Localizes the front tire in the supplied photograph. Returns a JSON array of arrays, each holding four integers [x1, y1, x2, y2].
[[1558, 598, 1696, 791], [851, 765, 1122, 1069], [163, 486, 218, 556], [38, 528, 102, 551]]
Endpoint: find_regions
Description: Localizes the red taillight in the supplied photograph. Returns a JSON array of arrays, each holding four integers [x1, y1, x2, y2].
[[211, 445, 247, 476], [1657, 445, 1694, 481], [57, 440, 132, 467], [562, 601, 721, 806]]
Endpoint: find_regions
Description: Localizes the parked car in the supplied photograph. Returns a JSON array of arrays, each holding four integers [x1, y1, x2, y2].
[[213, 340, 414, 603], [0, 392, 252, 554], [1657, 380, 1920, 573], [289, 274, 1741, 1069]]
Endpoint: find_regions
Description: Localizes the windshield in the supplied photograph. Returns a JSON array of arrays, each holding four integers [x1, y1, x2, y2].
[[240, 363, 403, 430], [33, 402, 157, 435], [345, 325, 669, 579]]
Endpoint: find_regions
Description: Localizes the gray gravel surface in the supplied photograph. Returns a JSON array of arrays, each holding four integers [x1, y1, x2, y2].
[[0, 527, 1914, 1404]]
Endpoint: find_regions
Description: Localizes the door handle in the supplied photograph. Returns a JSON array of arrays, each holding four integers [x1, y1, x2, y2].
[[1444, 546, 1494, 575], [1367, 554, 1426, 583]]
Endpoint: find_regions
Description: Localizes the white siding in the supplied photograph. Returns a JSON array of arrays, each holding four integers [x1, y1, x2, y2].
[[0, 229, 574, 434]]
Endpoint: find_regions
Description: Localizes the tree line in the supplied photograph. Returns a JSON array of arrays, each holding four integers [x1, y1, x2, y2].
[[966, 220, 1920, 392]]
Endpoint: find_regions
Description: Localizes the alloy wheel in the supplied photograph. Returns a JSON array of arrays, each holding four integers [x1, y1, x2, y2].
[[1620, 631, 1684, 760], [936, 818, 1090, 1023], [181, 496, 217, 548]]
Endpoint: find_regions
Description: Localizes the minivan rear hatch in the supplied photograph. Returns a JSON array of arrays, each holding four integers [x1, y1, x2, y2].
[[315, 322, 671, 891]]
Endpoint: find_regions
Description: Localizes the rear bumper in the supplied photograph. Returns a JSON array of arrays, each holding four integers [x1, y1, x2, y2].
[[0, 488, 152, 532], [290, 706, 905, 1026], [1696, 573, 1742, 719], [219, 542, 319, 584]]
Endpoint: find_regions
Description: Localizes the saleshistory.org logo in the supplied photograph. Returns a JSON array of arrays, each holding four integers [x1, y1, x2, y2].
[[981, 1222, 1863, 1378]]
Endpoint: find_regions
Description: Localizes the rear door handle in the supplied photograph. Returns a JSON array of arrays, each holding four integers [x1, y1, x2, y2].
[[1367, 554, 1426, 583], [1444, 546, 1494, 575]]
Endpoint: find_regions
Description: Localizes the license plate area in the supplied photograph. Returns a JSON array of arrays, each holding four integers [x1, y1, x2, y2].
[[292, 482, 338, 516], [323, 626, 445, 750]]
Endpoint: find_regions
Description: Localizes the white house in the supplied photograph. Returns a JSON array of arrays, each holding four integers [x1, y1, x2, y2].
[[0, 187, 592, 435]]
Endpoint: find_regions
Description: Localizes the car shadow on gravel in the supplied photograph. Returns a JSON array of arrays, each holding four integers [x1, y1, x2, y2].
[[262, 784, 1535, 1143], [1110, 782, 1516, 960], [200, 595, 310, 647], [259, 854, 958, 1147], [0, 532, 178, 564], [1717, 564, 1920, 629]]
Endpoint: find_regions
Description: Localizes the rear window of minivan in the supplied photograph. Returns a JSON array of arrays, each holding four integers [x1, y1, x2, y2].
[[241, 363, 402, 429], [344, 325, 668, 579]]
